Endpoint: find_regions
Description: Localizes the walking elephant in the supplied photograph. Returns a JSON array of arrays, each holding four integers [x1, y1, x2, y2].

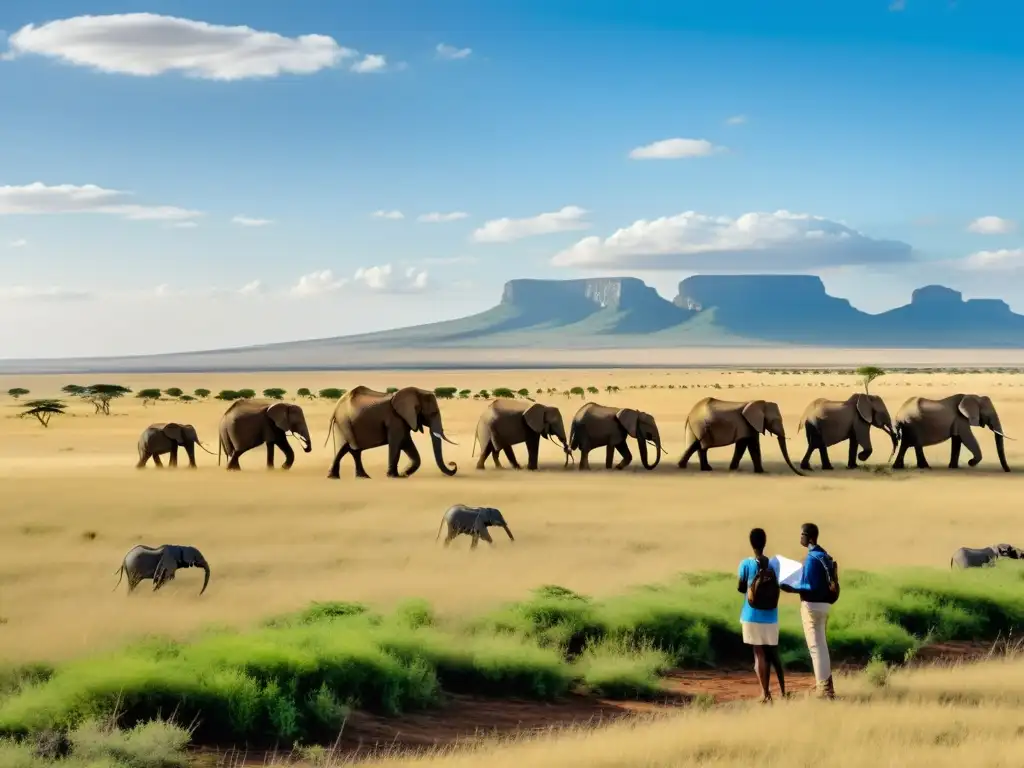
[[568, 402, 662, 471], [472, 398, 572, 470], [113, 543, 210, 594], [891, 394, 1010, 472], [136, 422, 216, 469], [951, 543, 1022, 569], [325, 386, 458, 479], [797, 394, 897, 470], [678, 397, 803, 475], [436, 504, 515, 549], [218, 399, 312, 471]]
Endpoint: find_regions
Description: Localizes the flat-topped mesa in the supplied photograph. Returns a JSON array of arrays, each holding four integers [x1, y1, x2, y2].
[[910, 285, 964, 306], [673, 274, 856, 313], [909, 284, 1012, 316], [500, 277, 667, 311]]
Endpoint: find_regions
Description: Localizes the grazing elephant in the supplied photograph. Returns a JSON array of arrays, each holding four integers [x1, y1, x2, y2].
[[136, 422, 216, 469], [436, 504, 514, 549], [797, 394, 897, 470], [472, 398, 572, 470], [325, 386, 458, 479], [113, 544, 210, 594], [568, 402, 662, 471], [950, 543, 1023, 569], [891, 394, 1010, 472], [678, 397, 803, 475], [217, 399, 312, 471]]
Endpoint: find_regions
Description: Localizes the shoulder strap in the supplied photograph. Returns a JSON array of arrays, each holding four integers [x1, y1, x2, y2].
[[814, 553, 835, 586]]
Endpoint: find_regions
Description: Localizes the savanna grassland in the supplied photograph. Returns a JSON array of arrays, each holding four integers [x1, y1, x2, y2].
[[2, 367, 1024, 766]]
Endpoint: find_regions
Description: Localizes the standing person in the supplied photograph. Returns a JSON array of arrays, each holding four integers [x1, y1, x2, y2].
[[737, 527, 786, 703], [780, 522, 839, 699]]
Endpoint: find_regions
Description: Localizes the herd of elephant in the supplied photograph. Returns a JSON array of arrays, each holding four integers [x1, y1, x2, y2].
[[135, 386, 1013, 478]]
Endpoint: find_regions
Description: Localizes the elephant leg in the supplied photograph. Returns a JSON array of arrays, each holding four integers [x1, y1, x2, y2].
[[277, 434, 296, 470], [892, 438, 910, 469], [502, 446, 522, 470], [817, 442, 833, 470], [697, 444, 713, 472], [470, 533, 479, 550], [152, 454, 164, 468], [169, 445, 178, 468], [491, 443, 503, 468], [846, 438, 858, 470], [729, 440, 748, 470], [524, 431, 541, 471], [226, 445, 245, 470], [327, 443, 351, 479], [136, 451, 150, 469], [605, 445, 615, 469], [614, 440, 632, 470], [352, 449, 370, 479], [577, 440, 591, 470], [443, 529, 456, 547], [386, 435, 403, 478], [266, 441, 275, 469], [959, 428, 983, 467], [949, 437, 962, 469], [476, 441, 491, 470], [400, 434, 422, 477], [185, 443, 197, 469], [748, 435, 765, 473], [678, 439, 700, 469], [799, 438, 815, 471], [913, 444, 930, 469]]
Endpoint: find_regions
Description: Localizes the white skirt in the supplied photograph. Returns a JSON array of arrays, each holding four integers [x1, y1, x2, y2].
[[741, 621, 780, 646]]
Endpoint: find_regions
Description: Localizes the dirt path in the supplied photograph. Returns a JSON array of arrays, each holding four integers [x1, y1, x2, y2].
[[193, 641, 997, 766]]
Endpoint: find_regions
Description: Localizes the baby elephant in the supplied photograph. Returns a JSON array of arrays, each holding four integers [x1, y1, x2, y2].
[[114, 544, 210, 594], [950, 543, 1023, 569], [436, 504, 515, 549]]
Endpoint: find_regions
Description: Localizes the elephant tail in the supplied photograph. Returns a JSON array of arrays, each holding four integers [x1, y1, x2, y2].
[[436, 516, 446, 541], [471, 433, 479, 457], [217, 437, 223, 467], [323, 414, 337, 449], [112, 564, 124, 591]]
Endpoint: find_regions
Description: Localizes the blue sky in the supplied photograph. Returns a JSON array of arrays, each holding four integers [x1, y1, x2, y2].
[[2, 0, 1024, 357]]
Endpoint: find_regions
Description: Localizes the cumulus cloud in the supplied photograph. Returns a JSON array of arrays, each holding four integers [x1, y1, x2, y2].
[[725, 115, 747, 125], [551, 210, 915, 271], [237, 280, 265, 295], [231, 215, 273, 227], [372, 209, 404, 220], [353, 264, 428, 293], [1, 13, 372, 80], [967, 215, 1016, 235], [0, 285, 92, 301], [628, 138, 723, 159], [0, 182, 201, 222], [436, 43, 472, 60], [8, 238, 27, 248], [417, 211, 468, 223], [961, 249, 1024, 271], [472, 205, 590, 243], [351, 54, 387, 73], [291, 269, 349, 297]]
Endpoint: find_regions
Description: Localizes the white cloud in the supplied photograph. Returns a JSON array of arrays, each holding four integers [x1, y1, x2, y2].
[[0, 285, 92, 301], [0, 182, 201, 222], [967, 216, 1016, 235], [436, 43, 472, 60], [962, 249, 1024, 271], [2, 13, 364, 80], [290, 269, 349, 297], [372, 209, 404, 220], [628, 138, 724, 159], [725, 115, 747, 125], [8, 238, 27, 248], [353, 264, 429, 293], [417, 211, 469, 223], [238, 280, 265, 295], [552, 210, 914, 270], [472, 205, 590, 243], [351, 54, 387, 73], [231, 215, 273, 227]]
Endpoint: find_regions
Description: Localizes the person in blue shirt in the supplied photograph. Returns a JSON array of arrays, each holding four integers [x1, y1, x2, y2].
[[780, 522, 836, 699], [737, 527, 786, 703]]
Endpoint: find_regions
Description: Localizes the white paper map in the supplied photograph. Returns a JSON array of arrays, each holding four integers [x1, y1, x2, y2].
[[774, 554, 804, 588]]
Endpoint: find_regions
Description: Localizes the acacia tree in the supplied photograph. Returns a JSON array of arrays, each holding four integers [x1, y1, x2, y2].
[[81, 385, 132, 415], [237, 389, 256, 399], [19, 399, 67, 428], [319, 388, 345, 400], [216, 390, 243, 401], [856, 366, 886, 394], [263, 388, 287, 400], [137, 389, 162, 406], [492, 387, 515, 398], [194, 389, 211, 399], [296, 388, 314, 399], [7, 388, 29, 399], [434, 387, 458, 400], [164, 388, 183, 399], [570, 386, 585, 399]]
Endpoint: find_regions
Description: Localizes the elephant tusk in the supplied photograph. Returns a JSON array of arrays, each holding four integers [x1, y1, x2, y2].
[[433, 431, 459, 446], [992, 429, 1015, 440]]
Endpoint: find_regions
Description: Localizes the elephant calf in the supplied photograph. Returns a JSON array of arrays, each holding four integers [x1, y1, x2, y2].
[[436, 504, 515, 549], [114, 544, 210, 594], [137, 422, 216, 468], [951, 543, 1023, 569]]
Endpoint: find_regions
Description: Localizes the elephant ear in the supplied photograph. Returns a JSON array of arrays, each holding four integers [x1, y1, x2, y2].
[[267, 403, 291, 431], [391, 388, 420, 432], [957, 396, 982, 427], [741, 401, 767, 434], [616, 408, 640, 439], [163, 423, 184, 443], [853, 394, 873, 424], [523, 404, 547, 434]]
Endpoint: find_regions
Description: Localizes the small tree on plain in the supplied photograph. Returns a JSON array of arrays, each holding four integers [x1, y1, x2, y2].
[[386, 387, 399, 394], [434, 387, 458, 399], [856, 366, 886, 395], [194, 389, 211, 399], [263, 388, 287, 400], [216, 390, 243, 401], [586, 386, 598, 394], [237, 389, 256, 399], [517, 388, 531, 398], [19, 399, 67, 428], [137, 389, 162, 406], [164, 388, 184, 399], [492, 387, 515, 398], [458, 389, 471, 399], [318, 388, 346, 400], [478, 389, 490, 400], [7, 388, 29, 399], [84, 384, 132, 415], [570, 386, 585, 399], [296, 388, 314, 399], [180, 395, 196, 403]]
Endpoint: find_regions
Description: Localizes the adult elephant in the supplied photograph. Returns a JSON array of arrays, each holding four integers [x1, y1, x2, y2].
[[891, 394, 1010, 471], [568, 402, 662, 471], [472, 398, 572, 470], [678, 397, 803, 475], [325, 386, 458, 479], [797, 393, 897, 470], [136, 422, 216, 469], [218, 399, 312, 471]]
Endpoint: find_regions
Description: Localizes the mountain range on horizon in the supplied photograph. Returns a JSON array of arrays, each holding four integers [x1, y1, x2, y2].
[[3, 274, 1024, 374]]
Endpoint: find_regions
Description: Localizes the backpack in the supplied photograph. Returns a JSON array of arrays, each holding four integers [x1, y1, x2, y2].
[[817, 554, 841, 604], [746, 556, 780, 610]]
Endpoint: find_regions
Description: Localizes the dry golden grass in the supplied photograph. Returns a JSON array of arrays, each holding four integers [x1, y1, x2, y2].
[[1, 368, 1023, 663], [348, 656, 1024, 768]]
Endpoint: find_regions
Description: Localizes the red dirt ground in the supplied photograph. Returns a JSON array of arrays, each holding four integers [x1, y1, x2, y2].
[[193, 640, 999, 766]]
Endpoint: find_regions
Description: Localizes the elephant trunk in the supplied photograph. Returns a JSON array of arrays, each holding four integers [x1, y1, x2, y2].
[[995, 432, 1010, 472], [431, 432, 458, 476], [197, 441, 218, 456], [641, 428, 662, 470], [503, 524, 515, 542], [777, 434, 804, 476], [883, 424, 898, 455], [199, 563, 210, 595]]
